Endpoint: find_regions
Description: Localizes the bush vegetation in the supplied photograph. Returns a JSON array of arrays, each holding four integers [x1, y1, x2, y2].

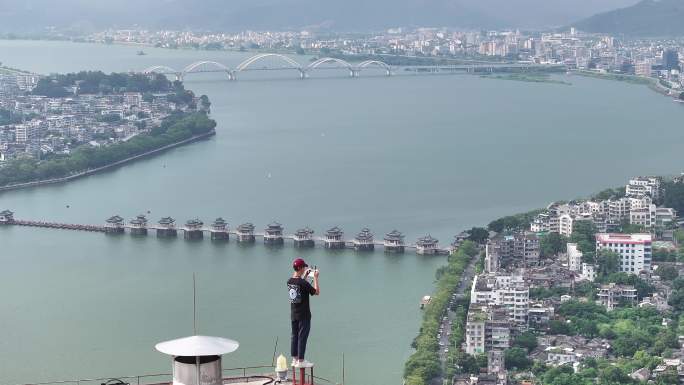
[[0, 112, 216, 187], [404, 241, 479, 385]]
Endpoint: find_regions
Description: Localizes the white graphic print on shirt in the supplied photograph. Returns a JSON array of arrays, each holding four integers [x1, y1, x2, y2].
[[288, 283, 302, 304]]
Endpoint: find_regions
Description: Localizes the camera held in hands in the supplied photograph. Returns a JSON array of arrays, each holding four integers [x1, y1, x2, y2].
[[304, 265, 318, 282]]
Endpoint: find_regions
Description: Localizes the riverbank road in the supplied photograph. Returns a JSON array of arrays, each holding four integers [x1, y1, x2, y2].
[[436, 249, 481, 384]]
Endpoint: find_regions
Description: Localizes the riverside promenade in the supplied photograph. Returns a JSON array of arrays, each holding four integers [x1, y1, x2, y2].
[[0, 130, 216, 193]]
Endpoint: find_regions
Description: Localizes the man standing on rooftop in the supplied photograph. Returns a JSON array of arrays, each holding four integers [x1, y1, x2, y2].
[[287, 258, 320, 367]]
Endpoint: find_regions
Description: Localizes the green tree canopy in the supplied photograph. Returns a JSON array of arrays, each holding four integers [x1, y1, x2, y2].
[[504, 347, 532, 370], [466, 227, 489, 244], [487, 209, 543, 233], [513, 331, 538, 353], [657, 265, 679, 281], [596, 250, 621, 278], [0, 112, 216, 187], [540, 232, 568, 257], [664, 181, 684, 215], [570, 220, 597, 254]]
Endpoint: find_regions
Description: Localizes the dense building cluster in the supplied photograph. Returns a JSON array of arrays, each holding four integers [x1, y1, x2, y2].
[[0, 70, 199, 161], [74, 27, 684, 91], [455, 176, 684, 385], [531, 177, 675, 236]]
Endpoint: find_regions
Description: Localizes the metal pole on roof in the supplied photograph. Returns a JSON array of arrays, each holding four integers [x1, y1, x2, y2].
[[196, 355, 201, 385], [342, 353, 345, 385], [194, 273, 200, 385], [272, 336, 279, 366]]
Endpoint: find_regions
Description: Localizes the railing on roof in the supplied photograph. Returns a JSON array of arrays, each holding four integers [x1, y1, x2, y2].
[[11, 365, 338, 385]]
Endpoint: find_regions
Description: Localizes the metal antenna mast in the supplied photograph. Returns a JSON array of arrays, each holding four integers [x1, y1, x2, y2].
[[193, 273, 197, 335]]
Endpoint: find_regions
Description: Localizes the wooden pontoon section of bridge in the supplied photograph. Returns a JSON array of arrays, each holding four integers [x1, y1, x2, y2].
[[0, 210, 462, 255]]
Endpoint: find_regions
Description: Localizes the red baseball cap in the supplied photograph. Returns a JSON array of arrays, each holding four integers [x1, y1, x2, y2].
[[293, 258, 308, 269]]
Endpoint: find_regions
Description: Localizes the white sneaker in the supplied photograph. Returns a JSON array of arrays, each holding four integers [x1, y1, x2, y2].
[[291, 358, 299, 367], [297, 359, 313, 368]]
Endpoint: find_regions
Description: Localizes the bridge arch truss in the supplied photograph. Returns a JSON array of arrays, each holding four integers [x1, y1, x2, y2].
[[357, 60, 392, 76], [143, 65, 179, 74], [306, 57, 355, 77], [234, 53, 304, 79], [182, 61, 233, 80]]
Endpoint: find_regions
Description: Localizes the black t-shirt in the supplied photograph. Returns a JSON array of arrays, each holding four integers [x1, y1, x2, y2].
[[287, 277, 316, 320]]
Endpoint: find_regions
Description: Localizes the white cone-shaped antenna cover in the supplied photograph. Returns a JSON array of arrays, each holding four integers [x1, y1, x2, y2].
[[155, 335, 239, 356]]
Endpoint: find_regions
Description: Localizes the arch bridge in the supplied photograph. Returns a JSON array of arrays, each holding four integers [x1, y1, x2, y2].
[[142, 65, 183, 81], [139, 55, 392, 81]]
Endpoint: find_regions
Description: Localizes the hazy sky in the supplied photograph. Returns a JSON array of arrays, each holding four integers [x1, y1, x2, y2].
[[0, 0, 642, 32]]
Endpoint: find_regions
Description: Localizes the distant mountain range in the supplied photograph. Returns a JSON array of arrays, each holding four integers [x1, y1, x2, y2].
[[0, 0, 638, 33], [573, 0, 684, 36]]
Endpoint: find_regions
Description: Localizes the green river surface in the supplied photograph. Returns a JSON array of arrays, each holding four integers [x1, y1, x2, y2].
[[1, 40, 684, 385]]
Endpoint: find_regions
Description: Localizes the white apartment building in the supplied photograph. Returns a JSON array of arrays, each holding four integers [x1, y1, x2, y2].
[[635, 60, 652, 77], [465, 305, 511, 355], [14, 120, 41, 143], [655, 207, 677, 227], [531, 213, 550, 233], [484, 242, 500, 273], [595, 233, 652, 274], [567, 243, 582, 272], [597, 283, 638, 310], [465, 311, 486, 355], [579, 263, 596, 282], [626, 176, 661, 201], [630, 204, 657, 228], [558, 213, 574, 237], [471, 274, 529, 327], [604, 198, 632, 222], [124, 92, 142, 108]]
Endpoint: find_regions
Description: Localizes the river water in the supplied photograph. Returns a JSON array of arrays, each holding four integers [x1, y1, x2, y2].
[[1, 40, 683, 385]]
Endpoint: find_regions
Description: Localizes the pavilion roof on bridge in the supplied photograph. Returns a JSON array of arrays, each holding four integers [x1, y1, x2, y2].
[[106, 215, 124, 223], [355, 228, 374, 241], [158, 217, 175, 225], [295, 227, 314, 236], [384, 230, 405, 241], [186, 219, 204, 227], [237, 223, 255, 232], [417, 235, 439, 246], [265, 222, 283, 231], [455, 231, 470, 240], [326, 226, 344, 236], [1, 210, 14, 216], [130, 215, 148, 225], [213, 217, 228, 226]]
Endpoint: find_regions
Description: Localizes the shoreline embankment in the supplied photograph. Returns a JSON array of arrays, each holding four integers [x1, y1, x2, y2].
[[0, 129, 216, 193]]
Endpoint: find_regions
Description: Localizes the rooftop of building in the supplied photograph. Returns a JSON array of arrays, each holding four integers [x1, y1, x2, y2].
[[417, 235, 438, 245], [384, 229, 405, 240], [295, 227, 314, 235], [596, 233, 652, 243], [159, 217, 175, 224], [355, 228, 373, 240], [265, 222, 283, 230], [107, 215, 124, 223], [237, 223, 255, 231], [325, 226, 343, 235]]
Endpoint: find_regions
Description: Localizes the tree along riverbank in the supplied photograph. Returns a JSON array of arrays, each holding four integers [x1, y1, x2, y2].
[[571, 70, 677, 98], [0, 112, 216, 191], [404, 179, 684, 385], [404, 241, 479, 385]]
